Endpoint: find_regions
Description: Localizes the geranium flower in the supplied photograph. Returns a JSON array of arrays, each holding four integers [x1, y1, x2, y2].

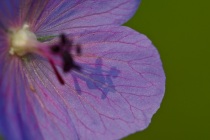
[[0, 0, 165, 140]]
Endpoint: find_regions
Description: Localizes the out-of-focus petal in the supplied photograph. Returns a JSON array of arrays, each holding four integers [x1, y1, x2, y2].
[[33, 0, 141, 36], [0, 38, 43, 140], [0, 26, 164, 140], [0, 0, 21, 29], [0, 0, 141, 33]]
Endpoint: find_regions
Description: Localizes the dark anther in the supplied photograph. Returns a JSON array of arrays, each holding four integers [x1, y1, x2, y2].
[[62, 51, 73, 72], [60, 33, 73, 47], [62, 51, 81, 72], [76, 45, 81, 55], [72, 64, 81, 71], [51, 45, 61, 54], [60, 34, 74, 50], [60, 34, 67, 45], [49, 34, 82, 85], [50, 34, 82, 73]]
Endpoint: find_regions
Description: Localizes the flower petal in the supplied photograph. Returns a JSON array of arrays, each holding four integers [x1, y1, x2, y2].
[[32, 0, 141, 36], [67, 26, 165, 139], [0, 43, 43, 139], [0, 26, 165, 140], [0, 0, 21, 29]]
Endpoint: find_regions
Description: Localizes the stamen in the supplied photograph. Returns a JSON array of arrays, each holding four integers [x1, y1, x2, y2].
[[76, 45, 81, 55], [62, 51, 73, 72], [8, 24, 83, 85], [60, 34, 67, 46], [61, 51, 81, 72], [51, 34, 82, 73], [51, 45, 61, 54], [48, 58, 65, 85], [48, 33, 82, 84], [72, 64, 81, 71]]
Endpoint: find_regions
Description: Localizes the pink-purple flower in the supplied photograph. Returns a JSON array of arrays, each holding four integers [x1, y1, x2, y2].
[[0, 0, 165, 140]]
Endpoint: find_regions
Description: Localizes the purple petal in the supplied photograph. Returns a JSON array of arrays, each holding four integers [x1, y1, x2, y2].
[[32, 0, 141, 36], [0, 0, 141, 35], [0, 0, 22, 29], [67, 26, 165, 139], [0, 43, 43, 139], [1, 26, 165, 139]]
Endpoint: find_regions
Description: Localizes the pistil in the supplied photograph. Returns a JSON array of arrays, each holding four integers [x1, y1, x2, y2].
[[9, 24, 38, 56]]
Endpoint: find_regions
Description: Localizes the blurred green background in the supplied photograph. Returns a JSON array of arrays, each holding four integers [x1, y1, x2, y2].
[[124, 0, 210, 139]]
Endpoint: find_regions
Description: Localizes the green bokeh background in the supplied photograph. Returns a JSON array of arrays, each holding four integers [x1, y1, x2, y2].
[[1, 0, 209, 140], [124, 0, 210, 139]]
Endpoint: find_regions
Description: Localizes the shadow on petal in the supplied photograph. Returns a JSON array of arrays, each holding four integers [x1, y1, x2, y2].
[[72, 57, 120, 99]]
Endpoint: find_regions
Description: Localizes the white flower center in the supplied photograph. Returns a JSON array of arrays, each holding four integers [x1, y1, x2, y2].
[[9, 24, 38, 56]]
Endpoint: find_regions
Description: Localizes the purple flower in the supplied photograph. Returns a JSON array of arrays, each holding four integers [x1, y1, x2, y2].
[[0, 0, 165, 140]]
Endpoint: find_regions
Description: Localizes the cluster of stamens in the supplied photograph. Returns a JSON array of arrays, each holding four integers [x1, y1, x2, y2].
[[48, 34, 82, 85], [8, 24, 82, 85], [50, 34, 81, 72]]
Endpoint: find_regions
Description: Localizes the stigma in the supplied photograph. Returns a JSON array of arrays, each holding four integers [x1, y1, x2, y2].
[[9, 24, 38, 56]]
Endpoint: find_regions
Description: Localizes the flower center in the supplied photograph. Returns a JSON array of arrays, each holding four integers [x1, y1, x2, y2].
[[9, 24, 38, 56], [8, 24, 82, 85]]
